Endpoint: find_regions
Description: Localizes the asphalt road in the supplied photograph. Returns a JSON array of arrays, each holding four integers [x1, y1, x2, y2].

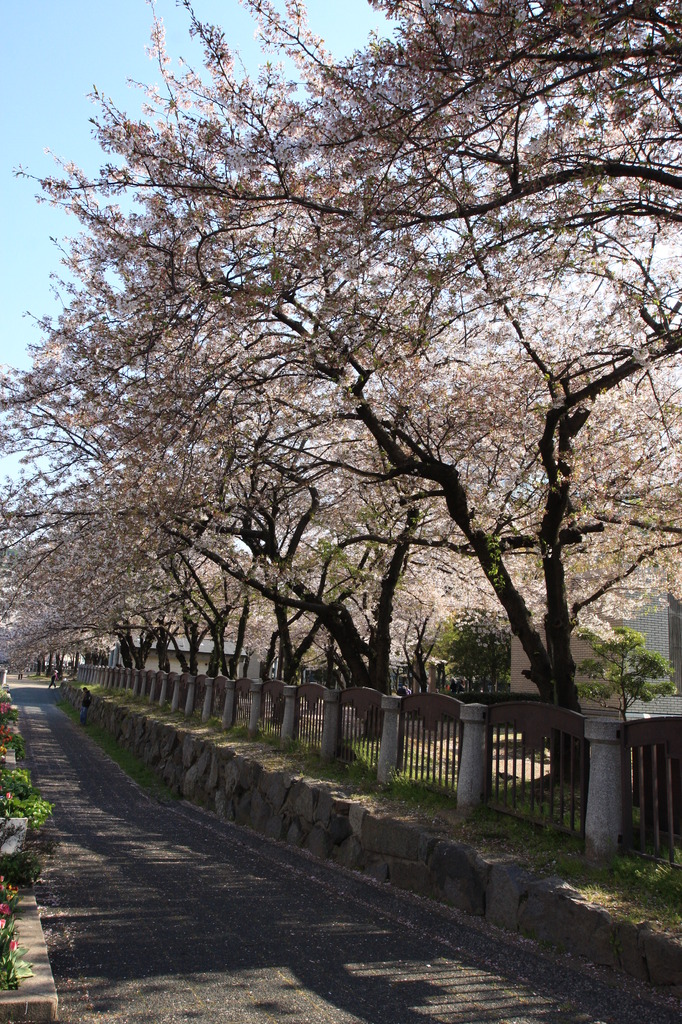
[[9, 677, 682, 1024]]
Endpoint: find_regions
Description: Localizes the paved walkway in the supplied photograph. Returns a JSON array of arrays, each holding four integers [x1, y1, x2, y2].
[[9, 677, 682, 1023]]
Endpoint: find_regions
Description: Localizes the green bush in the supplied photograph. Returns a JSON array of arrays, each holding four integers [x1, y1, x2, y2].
[[0, 851, 42, 887]]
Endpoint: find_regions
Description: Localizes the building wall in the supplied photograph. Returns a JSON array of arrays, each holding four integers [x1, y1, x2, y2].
[[510, 593, 682, 716]]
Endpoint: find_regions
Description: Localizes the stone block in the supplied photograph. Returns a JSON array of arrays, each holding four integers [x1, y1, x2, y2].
[[235, 792, 252, 826], [286, 820, 306, 846], [348, 803, 366, 836], [616, 921, 650, 982], [288, 781, 316, 822], [328, 814, 352, 847], [366, 860, 389, 883], [261, 770, 292, 813], [361, 815, 420, 861], [418, 832, 440, 865], [182, 761, 203, 800], [642, 927, 682, 986], [214, 791, 229, 819], [265, 815, 285, 841], [389, 859, 433, 896], [159, 726, 177, 759], [235, 755, 261, 791], [429, 841, 489, 916], [250, 790, 271, 833], [334, 836, 363, 870], [194, 746, 212, 780], [305, 825, 332, 860], [207, 752, 219, 793], [314, 789, 334, 827], [182, 734, 199, 768], [517, 878, 618, 967], [223, 759, 241, 797], [486, 862, 533, 931]]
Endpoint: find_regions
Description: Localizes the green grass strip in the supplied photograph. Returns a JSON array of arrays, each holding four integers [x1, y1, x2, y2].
[[57, 699, 179, 803]]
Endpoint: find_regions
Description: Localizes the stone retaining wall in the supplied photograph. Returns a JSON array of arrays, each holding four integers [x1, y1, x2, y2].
[[63, 683, 682, 993]]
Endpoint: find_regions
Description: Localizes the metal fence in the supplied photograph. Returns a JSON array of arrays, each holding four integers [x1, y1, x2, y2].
[[621, 717, 682, 865], [397, 692, 463, 793], [232, 678, 252, 728], [261, 680, 285, 740], [338, 687, 384, 768], [87, 664, 682, 864], [294, 683, 327, 749], [486, 702, 589, 838]]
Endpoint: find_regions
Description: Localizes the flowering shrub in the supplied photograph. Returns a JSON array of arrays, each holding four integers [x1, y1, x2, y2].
[[0, 876, 32, 989], [0, 787, 52, 829], [0, 728, 24, 761], [0, 706, 18, 726]]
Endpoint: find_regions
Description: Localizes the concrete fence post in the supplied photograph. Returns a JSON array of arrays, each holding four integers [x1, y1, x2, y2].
[[456, 703, 488, 814], [221, 678, 236, 730], [184, 675, 197, 718], [132, 669, 141, 697], [584, 718, 623, 863], [159, 672, 172, 707], [321, 689, 341, 762], [202, 677, 214, 723], [248, 681, 264, 737], [280, 685, 298, 745], [171, 673, 183, 713], [377, 695, 402, 784]]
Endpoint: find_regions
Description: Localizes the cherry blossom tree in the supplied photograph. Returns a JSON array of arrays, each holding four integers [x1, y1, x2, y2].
[[4, 0, 682, 709]]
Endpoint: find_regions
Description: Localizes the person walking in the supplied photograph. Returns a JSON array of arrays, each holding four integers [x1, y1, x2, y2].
[[48, 671, 59, 689]]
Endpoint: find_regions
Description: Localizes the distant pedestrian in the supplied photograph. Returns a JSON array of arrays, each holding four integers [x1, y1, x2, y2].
[[80, 687, 92, 725], [48, 671, 58, 689]]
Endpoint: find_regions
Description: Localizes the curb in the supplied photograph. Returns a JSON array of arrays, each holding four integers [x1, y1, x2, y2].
[[0, 891, 58, 1022]]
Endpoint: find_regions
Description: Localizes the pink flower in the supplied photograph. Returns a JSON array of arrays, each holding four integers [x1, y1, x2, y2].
[[0, 919, 6, 929], [0, 904, 10, 916], [9, 940, 17, 952]]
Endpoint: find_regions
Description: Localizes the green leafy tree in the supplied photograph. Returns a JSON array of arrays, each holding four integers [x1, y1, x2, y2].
[[578, 627, 675, 721], [435, 611, 511, 692]]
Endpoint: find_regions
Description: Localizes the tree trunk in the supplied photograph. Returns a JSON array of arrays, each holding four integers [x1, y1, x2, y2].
[[228, 597, 250, 679]]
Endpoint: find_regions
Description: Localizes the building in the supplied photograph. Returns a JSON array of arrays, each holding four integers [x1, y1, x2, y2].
[[510, 593, 682, 717]]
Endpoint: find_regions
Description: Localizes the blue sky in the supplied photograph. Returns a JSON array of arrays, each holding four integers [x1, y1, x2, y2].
[[1, 0, 388, 377]]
